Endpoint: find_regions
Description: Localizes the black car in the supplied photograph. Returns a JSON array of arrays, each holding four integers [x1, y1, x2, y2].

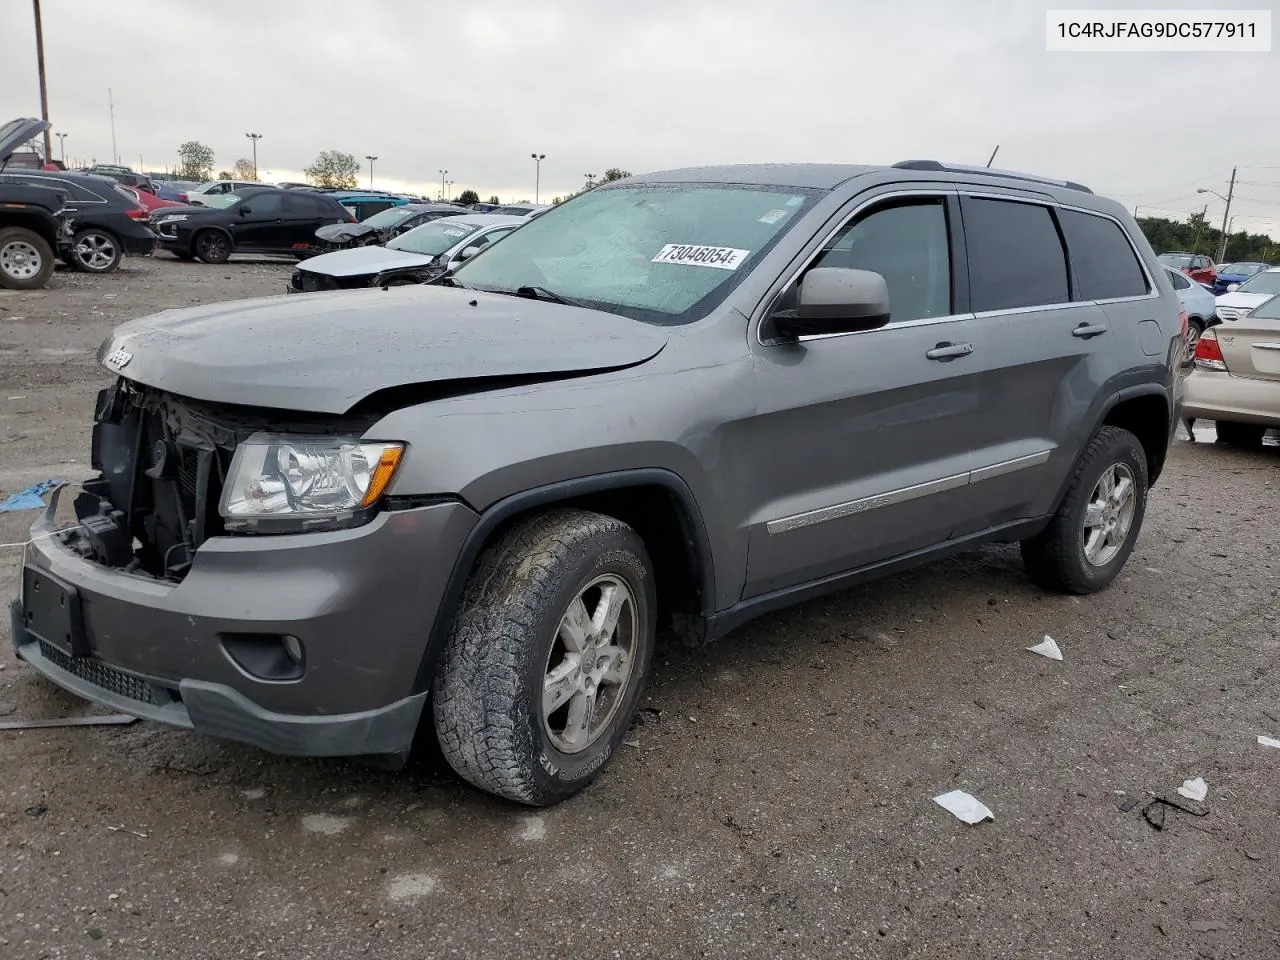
[[310, 202, 468, 253], [150, 188, 354, 263], [0, 118, 76, 289], [0, 169, 156, 274]]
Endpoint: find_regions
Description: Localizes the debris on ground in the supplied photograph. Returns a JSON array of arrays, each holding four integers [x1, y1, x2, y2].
[[0, 714, 138, 731], [1177, 777, 1209, 802], [24, 803, 48, 817], [1188, 920, 1227, 932], [106, 825, 148, 839], [933, 790, 994, 824], [1141, 794, 1210, 831], [0, 479, 64, 512], [1118, 797, 1139, 813], [1026, 636, 1063, 661], [1257, 735, 1280, 749]]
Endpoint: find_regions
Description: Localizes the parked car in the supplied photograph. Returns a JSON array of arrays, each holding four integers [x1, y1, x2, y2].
[[491, 202, 550, 216], [1157, 251, 1216, 286], [290, 213, 526, 292], [152, 179, 200, 203], [117, 184, 188, 213], [88, 167, 156, 194], [13, 160, 1180, 806], [0, 118, 75, 290], [183, 180, 270, 206], [1213, 266, 1280, 323], [318, 191, 416, 221], [0, 169, 155, 273], [1183, 293, 1280, 446], [150, 187, 353, 263], [1161, 265, 1217, 349], [466, 202, 499, 213], [1211, 261, 1269, 295], [310, 202, 469, 253]]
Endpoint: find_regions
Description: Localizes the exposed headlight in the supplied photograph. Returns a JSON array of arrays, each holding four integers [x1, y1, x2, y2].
[[220, 433, 405, 532], [158, 214, 188, 223]]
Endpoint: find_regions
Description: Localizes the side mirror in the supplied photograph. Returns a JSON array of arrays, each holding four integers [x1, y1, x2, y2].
[[773, 267, 891, 339], [1226, 283, 1240, 292], [238, 206, 252, 216]]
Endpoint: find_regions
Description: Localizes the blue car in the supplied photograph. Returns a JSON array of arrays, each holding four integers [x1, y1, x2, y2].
[[1212, 261, 1269, 295], [320, 190, 418, 222]]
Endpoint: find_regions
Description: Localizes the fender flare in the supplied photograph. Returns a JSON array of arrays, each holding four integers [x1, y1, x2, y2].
[[412, 468, 717, 694]]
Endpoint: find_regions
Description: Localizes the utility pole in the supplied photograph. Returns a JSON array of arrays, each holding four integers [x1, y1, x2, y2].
[[1216, 166, 1237, 264], [245, 132, 262, 179], [531, 153, 546, 203], [365, 155, 377, 188], [32, 0, 53, 163], [108, 87, 118, 165]]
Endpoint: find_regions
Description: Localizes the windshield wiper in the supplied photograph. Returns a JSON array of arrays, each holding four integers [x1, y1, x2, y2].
[[512, 285, 589, 309]]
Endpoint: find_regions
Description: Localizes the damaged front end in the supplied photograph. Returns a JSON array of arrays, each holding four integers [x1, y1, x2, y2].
[[66, 379, 373, 581]]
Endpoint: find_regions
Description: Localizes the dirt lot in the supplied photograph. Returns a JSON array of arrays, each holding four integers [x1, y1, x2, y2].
[[1, 255, 1277, 960]]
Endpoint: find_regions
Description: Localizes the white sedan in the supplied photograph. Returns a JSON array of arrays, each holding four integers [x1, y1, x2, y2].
[[1214, 266, 1280, 324]]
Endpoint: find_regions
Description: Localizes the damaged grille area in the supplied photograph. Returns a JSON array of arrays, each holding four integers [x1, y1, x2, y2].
[[38, 640, 156, 704], [64, 380, 377, 582]]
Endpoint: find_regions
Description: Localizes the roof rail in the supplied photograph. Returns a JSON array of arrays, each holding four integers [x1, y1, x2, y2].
[[891, 159, 1093, 194]]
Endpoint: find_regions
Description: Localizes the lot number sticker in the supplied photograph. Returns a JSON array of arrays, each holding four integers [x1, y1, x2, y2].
[[652, 244, 750, 271]]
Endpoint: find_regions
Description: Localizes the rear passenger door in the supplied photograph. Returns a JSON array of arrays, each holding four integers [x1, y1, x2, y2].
[[954, 193, 1152, 534], [230, 191, 284, 250]]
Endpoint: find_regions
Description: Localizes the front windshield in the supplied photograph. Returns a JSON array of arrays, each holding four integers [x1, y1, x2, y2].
[[454, 183, 818, 324], [1158, 254, 1194, 268], [1237, 271, 1280, 295], [202, 194, 245, 210], [1249, 294, 1280, 319], [362, 206, 421, 229], [386, 219, 481, 256]]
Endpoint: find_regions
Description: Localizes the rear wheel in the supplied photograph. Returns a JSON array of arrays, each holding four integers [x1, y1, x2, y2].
[[1185, 317, 1205, 353], [194, 230, 231, 264], [1021, 426, 1148, 594], [1214, 421, 1266, 447], [433, 509, 656, 806], [69, 228, 122, 273], [0, 227, 55, 290]]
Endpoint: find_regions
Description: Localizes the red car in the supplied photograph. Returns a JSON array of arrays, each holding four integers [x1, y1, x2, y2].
[[118, 184, 188, 212], [1157, 252, 1216, 287]]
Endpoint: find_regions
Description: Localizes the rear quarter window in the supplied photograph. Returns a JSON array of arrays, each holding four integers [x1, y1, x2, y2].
[[961, 197, 1069, 312], [1058, 209, 1150, 300]]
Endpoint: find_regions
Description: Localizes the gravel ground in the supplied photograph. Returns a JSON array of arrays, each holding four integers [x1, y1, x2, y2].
[[1, 256, 1278, 960]]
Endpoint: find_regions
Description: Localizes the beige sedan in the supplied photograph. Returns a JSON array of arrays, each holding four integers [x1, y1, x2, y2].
[[1183, 293, 1280, 446]]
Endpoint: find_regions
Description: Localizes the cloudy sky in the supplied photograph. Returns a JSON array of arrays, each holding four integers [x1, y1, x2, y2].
[[3, 0, 1277, 234]]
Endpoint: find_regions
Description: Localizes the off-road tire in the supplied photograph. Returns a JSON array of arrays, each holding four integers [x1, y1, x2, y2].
[[0, 227, 55, 290], [1020, 426, 1148, 595], [194, 229, 231, 264], [433, 508, 656, 806], [1214, 421, 1266, 447]]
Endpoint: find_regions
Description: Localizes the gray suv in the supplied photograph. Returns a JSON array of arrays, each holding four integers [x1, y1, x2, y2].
[[11, 161, 1182, 806]]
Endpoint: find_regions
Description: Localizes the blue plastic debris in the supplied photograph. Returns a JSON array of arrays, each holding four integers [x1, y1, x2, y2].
[[0, 479, 64, 512]]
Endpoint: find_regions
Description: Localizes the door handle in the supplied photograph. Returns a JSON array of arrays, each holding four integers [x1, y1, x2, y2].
[[1072, 323, 1108, 339], [925, 341, 974, 361]]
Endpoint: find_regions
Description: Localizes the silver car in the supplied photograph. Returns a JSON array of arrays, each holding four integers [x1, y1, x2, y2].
[[1162, 265, 1217, 349]]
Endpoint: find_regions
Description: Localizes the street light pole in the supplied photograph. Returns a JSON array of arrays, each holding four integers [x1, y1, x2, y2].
[[1198, 167, 1238, 263], [32, 0, 53, 163], [365, 155, 377, 189], [531, 153, 545, 203], [245, 132, 263, 179], [439, 169, 448, 202], [55, 132, 67, 164]]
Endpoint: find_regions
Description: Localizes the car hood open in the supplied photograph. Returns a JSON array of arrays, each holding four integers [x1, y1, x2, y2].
[[97, 285, 668, 414], [315, 222, 378, 244], [299, 244, 436, 278], [0, 118, 50, 163]]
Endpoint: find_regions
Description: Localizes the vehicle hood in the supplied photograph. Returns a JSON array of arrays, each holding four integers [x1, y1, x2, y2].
[[315, 222, 378, 244], [1215, 291, 1274, 309], [0, 118, 50, 162], [97, 285, 668, 414], [299, 244, 436, 278]]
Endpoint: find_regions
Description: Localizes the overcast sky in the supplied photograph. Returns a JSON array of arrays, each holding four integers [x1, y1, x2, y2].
[[3, 0, 1277, 234]]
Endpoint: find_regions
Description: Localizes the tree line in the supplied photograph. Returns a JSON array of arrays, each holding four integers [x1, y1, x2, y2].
[[1136, 210, 1278, 264]]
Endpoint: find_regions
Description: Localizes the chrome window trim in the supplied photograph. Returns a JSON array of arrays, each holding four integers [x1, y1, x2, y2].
[[765, 450, 1053, 534], [754, 188, 958, 347]]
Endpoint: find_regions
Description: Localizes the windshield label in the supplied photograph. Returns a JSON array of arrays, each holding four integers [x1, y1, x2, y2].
[[652, 244, 750, 271]]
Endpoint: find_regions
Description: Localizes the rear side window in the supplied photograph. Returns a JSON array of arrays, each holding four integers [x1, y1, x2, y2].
[[962, 197, 1069, 312], [1165, 268, 1190, 290], [1058, 209, 1149, 300]]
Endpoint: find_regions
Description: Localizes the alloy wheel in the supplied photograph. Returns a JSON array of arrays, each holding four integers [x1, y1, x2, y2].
[[74, 232, 118, 271], [1082, 462, 1137, 567]]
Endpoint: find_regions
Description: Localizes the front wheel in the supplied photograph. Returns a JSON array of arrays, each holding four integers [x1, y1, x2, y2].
[[193, 230, 231, 264], [433, 509, 656, 806], [0, 227, 55, 290], [69, 228, 122, 273], [1021, 426, 1149, 594]]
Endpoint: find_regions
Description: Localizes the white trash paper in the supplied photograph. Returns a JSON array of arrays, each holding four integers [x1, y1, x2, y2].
[[1258, 735, 1280, 749], [1026, 635, 1063, 661], [1177, 776, 1209, 802], [933, 790, 994, 824]]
